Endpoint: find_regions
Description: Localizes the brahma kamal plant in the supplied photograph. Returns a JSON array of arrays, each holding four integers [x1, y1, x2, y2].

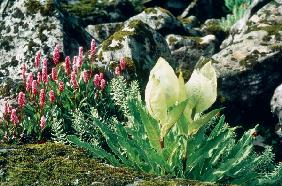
[[0, 39, 127, 143], [69, 57, 282, 185]]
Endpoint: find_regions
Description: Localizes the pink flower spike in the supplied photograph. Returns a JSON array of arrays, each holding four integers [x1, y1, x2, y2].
[[70, 71, 79, 89], [93, 74, 100, 87], [42, 67, 48, 84], [49, 90, 55, 103], [32, 80, 37, 95], [120, 57, 126, 70], [35, 51, 41, 68], [82, 70, 89, 83], [90, 39, 96, 57], [78, 47, 83, 67], [115, 66, 121, 76], [51, 67, 58, 81], [99, 73, 104, 81], [39, 89, 45, 108], [72, 56, 78, 73], [10, 109, 19, 125], [18, 92, 26, 107], [37, 71, 42, 84], [40, 116, 46, 130], [26, 73, 34, 92], [53, 44, 60, 65], [43, 58, 48, 69], [65, 56, 71, 75], [21, 64, 26, 81], [3, 101, 10, 116], [100, 79, 106, 90], [58, 81, 64, 92]]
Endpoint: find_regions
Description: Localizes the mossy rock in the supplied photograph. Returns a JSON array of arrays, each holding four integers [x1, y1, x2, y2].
[[0, 142, 219, 186]]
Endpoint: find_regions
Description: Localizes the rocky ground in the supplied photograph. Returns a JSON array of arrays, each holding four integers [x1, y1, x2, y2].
[[0, 0, 282, 184]]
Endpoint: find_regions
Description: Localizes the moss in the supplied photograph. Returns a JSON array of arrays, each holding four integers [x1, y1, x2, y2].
[[124, 57, 136, 71], [138, 179, 217, 186], [24, 0, 55, 16], [159, 7, 173, 17], [144, 8, 158, 15], [270, 44, 282, 52], [61, 0, 97, 17], [0, 142, 151, 185], [101, 30, 133, 51], [239, 52, 260, 67], [168, 36, 178, 45]]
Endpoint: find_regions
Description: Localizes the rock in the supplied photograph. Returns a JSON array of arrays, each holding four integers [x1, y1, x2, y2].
[[85, 22, 123, 43], [165, 34, 216, 80], [0, 0, 92, 94], [271, 83, 282, 125], [126, 7, 186, 35], [96, 20, 171, 85], [211, 2, 282, 125]]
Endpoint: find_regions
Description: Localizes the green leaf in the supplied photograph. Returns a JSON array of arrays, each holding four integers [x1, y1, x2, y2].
[[160, 99, 188, 139], [138, 102, 161, 152], [188, 109, 221, 135], [67, 135, 120, 166]]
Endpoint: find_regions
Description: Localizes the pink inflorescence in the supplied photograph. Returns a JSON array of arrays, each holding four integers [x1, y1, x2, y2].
[[39, 89, 45, 108], [49, 90, 55, 103], [51, 67, 58, 81], [26, 73, 34, 92], [119, 57, 126, 71], [10, 109, 19, 125], [72, 56, 78, 74], [35, 51, 41, 68], [70, 71, 79, 89], [32, 80, 37, 95], [90, 39, 96, 61], [3, 101, 11, 116], [78, 47, 83, 68], [40, 116, 46, 130], [18, 92, 26, 107], [93, 73, 106, 90], [65, 56, 71, 75], [53, 44, 60, 65], [58, 81, 64, 92], [37, 72, 42, 84], [42, 58, 48, 84], [115, 66, 121, 76], [82, 70, 89, 83]]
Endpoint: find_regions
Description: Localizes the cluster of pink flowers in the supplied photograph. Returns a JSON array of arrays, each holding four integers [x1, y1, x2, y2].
[[53, 44, 60, 65], [93, 73, 106, 90], [90, 39, 96, 62], [115, 57, 126, 76]]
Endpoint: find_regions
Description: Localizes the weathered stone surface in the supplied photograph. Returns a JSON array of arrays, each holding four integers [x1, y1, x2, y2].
[[271, 83, 282, 125], [211, 2, 282, 124], [126, 7, 186, 35], [0, 0, 92, 95], [86, 22, 123, 43], [96, 20, 171, 85], [165, 34, 216, 80]]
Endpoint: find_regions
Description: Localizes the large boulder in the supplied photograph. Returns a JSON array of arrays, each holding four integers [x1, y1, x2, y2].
[[165, 34, 216, 80], [211, 2, 282, 125], [96, 20, 171, 86], [126, 7, 186, 36], [271, 83, 282, 127], [0, 0, 92, 93], [85, 22, 123, 43]]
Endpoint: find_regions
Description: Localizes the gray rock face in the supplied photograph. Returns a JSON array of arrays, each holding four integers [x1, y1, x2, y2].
[[271, 84, 282, 125], [211, 2, 282, 124], [126, 7, 186, 35], [86, 22, 123, 43], [0, 0, 92, 90], [96, 20, 171, 84], [165, 34, 216, 80]]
